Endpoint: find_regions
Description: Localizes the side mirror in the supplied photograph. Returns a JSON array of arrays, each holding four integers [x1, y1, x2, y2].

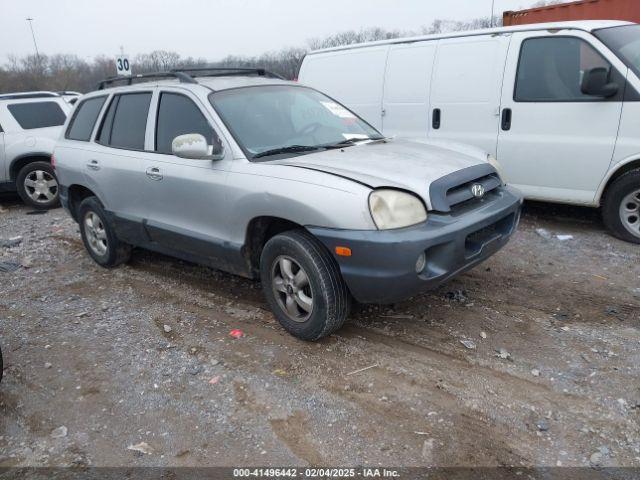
[[171, 133, 225, 161], [581, 67, 619, 98]]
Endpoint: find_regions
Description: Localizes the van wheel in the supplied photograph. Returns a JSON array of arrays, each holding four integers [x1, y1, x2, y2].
[[16, 161, 59, 209], [260, 230, 351, 341], [78, 197, 132, 267], [602, 169, 640, 244]]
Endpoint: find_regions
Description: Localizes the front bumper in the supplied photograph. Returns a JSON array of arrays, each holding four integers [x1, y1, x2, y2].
[[308, 186, 522, 304]]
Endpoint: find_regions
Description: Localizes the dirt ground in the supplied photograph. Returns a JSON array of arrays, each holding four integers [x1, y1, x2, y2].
[[0, 194, 638, 469]]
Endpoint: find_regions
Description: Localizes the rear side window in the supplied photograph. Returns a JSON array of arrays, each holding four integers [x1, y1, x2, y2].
[[66, 96, 107, 141], [7, 102, 67, 129], [515, 37, 612, 102], [155, 93, 215, 154], [98, 92, 152, 150]]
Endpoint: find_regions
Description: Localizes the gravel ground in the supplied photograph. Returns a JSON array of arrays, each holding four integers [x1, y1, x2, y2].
[[0, 194, 639, 468]]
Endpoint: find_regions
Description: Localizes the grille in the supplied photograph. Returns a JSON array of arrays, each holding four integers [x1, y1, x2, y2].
[[445, 173, 501, 212]]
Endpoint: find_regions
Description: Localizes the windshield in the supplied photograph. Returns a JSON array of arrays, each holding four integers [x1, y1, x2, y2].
[[209, 85, 383, 160], [595, 24, 640, 78]]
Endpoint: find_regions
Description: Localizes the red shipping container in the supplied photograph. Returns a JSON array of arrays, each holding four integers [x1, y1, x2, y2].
[[503, 0, 640, 26]]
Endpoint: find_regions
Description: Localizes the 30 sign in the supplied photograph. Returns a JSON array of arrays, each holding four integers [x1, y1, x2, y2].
[[115, 56, 131, 76]]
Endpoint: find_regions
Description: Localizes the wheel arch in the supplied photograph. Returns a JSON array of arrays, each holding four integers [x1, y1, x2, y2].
[[9, 153, 52, 181], [598, 157, 640, 205], [242, 216, 307, 277], [66, 184, 100, 222]]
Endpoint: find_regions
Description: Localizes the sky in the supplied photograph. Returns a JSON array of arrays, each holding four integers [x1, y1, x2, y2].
[[1, 0, 550, 62]]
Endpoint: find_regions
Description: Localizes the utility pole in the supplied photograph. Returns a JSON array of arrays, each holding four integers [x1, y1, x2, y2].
[[26, 17, 41, 63], [491, 0, 496, 27]]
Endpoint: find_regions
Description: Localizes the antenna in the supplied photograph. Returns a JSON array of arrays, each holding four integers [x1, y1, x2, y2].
[[26, 17, 41, 63]]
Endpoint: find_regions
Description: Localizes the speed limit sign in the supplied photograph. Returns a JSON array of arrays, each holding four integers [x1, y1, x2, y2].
[[115, 55, 131, 76]]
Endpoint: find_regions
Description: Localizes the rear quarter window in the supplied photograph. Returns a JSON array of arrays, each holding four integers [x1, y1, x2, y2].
[[66, 96, 107, 141], [7, 101, 67, 129]]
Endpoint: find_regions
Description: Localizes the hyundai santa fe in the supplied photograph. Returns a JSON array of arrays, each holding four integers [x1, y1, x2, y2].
[[53, 68, 522, 340]]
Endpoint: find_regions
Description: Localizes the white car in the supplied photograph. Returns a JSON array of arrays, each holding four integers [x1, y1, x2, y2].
[[0, 92, 71, 208], [299, 21, 640, 243]]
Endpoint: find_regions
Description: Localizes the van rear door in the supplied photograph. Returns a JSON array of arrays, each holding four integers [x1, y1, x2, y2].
[[496, 31, 625, 204], [381, 42, 437, 138], [298, 47, 388, 130], [428, 34, 511, 156]]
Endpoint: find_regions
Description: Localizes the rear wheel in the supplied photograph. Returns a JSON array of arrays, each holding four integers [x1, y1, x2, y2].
[[260, 230, 351, 341], [602, 169, 640, 244], [16, 161, 59, 209], [78, 197, 132, 267]]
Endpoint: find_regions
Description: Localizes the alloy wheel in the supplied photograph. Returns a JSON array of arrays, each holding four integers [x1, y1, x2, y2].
[[271, 255, 314, 322], [24, 170, 58, 204], [84, 211, 108, 256], [619, 189, 640, 239]]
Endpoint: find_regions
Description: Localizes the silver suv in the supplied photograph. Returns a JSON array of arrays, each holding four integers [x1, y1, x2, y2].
[[0, 92, 70, 208], [54, 68, 522, 340]]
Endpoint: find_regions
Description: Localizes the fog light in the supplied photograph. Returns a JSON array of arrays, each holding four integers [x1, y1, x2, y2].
[[415, 252, 426, 273]]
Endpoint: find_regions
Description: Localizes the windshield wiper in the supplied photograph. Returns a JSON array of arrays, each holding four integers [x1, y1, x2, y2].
[[253, 145, 323, 159], [323, 137, 387, 149]]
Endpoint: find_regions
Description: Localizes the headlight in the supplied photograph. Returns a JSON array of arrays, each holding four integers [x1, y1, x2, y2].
[[487, 154, 506, 185], [369, 189, 427, 230]]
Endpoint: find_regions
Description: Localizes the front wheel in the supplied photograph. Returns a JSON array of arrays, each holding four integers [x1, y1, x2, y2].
[[260, 230, 351, 341], [16, 161, 60, 209], [602, 169, 640, 244], [78, 197, 132, 267]]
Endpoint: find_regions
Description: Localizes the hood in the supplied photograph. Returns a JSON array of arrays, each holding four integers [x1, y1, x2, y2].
[[272, 138, 488, 208]]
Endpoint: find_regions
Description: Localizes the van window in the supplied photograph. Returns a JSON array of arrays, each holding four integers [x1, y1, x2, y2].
[[66, 96, 107, 141], [595, 24, 640, 78], [155, 93, 215, 154], [7, 102, 67, 129], [98, 93, 152, 150], [515, 37, 612, 102]]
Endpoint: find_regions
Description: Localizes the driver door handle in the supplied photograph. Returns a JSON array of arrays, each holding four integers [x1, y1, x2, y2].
[[86, 159, 100, 171], [146, 167, 163, 181]]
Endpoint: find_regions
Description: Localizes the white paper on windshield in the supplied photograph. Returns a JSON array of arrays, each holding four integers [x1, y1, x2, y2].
[[320, 101, 356, 119]]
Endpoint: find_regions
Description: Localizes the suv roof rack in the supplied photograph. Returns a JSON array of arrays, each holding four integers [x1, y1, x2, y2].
[[97, 71, 197, 90], [96, 67, 286, 90], [0, 91, 61, 100], [170, 67, 285, 80]]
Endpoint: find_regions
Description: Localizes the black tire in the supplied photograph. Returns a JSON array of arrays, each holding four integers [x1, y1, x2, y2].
[[602, 169, 640, 244], [78, 196, 132, 267], [260, 229, 351, 341], [16, 161, 60, 209]]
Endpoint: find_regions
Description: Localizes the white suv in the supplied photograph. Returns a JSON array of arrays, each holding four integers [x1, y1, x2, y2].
[[0, 92, 70, 208], [54, 69, 521, 340]]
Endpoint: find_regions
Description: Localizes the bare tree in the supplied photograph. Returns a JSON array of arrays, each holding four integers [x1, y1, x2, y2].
[[0, 15, 497, 92]]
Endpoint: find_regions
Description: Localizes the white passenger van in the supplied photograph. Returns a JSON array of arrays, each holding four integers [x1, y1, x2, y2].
[[299, 21, 640, 243]]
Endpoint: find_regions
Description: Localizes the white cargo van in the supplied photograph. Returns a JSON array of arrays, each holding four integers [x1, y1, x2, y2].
[[299, 21, 640, 243]]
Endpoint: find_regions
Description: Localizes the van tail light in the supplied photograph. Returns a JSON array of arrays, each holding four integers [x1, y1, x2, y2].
[[51, 154, 56, 170]]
